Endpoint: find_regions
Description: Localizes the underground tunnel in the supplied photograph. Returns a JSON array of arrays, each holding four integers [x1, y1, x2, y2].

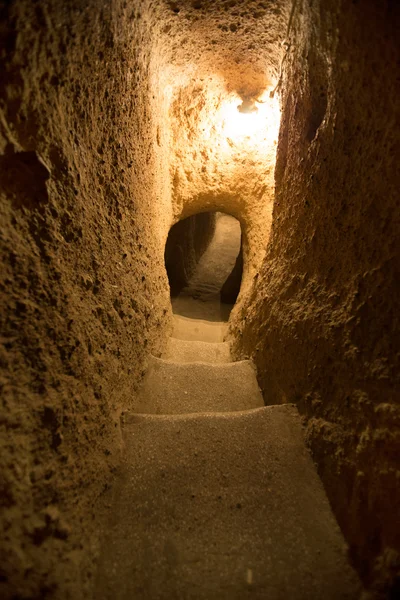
[[165, 211, 243, 321], [0, 1, 399, 599]]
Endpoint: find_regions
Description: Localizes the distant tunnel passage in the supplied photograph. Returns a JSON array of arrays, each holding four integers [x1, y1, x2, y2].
[[165, 212, 243, 322]]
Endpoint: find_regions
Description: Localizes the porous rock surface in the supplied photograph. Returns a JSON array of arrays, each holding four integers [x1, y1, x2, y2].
[[229, 0, 400, 595], [0, 1, 172, 598], [154, 0, 288, 293], [0, 1, 287, 596], [0, 0, 399, 598]]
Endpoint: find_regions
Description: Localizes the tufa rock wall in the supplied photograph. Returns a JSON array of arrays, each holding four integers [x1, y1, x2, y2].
[[150, 0, 290, 302], [0, 1, 171, 598], [231, 0, 400, 595]]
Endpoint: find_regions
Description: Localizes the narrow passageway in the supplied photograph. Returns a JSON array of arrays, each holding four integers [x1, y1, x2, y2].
[[1, 1, 398, 598], [96, 214, 360, 597], [170, 212, 242, 323], [96, 285, 361, 598]]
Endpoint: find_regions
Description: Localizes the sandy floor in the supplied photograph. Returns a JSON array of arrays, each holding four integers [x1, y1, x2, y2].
[[96, 406, 361, 600], [95, 270, 361, 599], [172, 213, 241, 322]]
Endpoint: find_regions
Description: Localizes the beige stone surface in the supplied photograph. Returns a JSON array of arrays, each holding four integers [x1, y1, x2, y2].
[[0, 2, 173, 598], [96, 405, 361, 599], [229, 0, 400, 595], [164, 337, 232, 364], [0, 0, 398, 598], [150, 1, 288, 295], [172, 314, 228, 342], [134, 355, 264, 414]]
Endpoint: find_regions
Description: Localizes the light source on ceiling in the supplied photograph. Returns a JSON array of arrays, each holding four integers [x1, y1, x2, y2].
[[222, 102, 261, 138], [237, 99, 258, 114], [214, 89, 281, 145], [221, 94, 274, 140]]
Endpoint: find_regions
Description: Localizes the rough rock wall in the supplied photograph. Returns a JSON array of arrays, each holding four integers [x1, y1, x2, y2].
[[167, 77, 279, 294], [165, 212, 216, 295], [152, 0, 290, 85], [0, 1, 171, 598], [151, 0, 289, 299], [231, 0, 400, 594]]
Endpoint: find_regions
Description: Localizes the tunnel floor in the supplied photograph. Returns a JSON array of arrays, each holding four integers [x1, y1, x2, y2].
[[94, 313, 361, 598], [172, 213, 241, 322]]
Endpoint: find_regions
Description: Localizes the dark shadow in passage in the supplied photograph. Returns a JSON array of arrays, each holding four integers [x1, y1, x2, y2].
[[164, 211, 242, 322], [165, 212, 216, 297]]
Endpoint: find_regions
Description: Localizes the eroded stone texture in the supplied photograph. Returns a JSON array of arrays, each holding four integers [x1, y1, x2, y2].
[[151, 0, 289, 295], [230, 0, 400, 595], [0, 1, 172, 598], [1, 0, 398, 598]]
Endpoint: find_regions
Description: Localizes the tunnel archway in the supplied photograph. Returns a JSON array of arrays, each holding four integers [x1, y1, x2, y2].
[[165, 211, 243, 322]]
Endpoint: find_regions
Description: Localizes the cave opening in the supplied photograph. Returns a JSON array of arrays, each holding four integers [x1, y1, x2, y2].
[[165, 211, 242, 322]]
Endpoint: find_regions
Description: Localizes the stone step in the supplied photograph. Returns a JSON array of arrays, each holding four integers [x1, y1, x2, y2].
[[133, 356, 263, 415], [163, 337, 232, 364], [171, 314, 227, 342], [95, 405, 361, 599]]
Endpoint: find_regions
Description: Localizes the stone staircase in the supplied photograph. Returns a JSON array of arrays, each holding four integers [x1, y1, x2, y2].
[[95, 315, 361, 599]]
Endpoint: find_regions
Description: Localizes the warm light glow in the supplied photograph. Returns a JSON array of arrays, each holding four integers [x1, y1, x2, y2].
[[218, 92, 281, 147], [223, 104, 262, 138]]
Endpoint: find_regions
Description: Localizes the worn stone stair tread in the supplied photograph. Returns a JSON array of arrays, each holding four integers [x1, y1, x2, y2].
[[123, 405, 269, 424], [95, 405, 361, 599], [163, 337, 232, 364], [134, 356, 264, 414], [172, 314, 227, 342]]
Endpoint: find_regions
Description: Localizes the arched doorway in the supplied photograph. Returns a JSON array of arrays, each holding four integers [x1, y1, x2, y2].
[[165, 211, 242, 322]]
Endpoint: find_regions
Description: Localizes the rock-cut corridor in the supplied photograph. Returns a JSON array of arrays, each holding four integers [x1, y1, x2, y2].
[[0, 1, 399, 599], [95, 219, 361, 598]]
